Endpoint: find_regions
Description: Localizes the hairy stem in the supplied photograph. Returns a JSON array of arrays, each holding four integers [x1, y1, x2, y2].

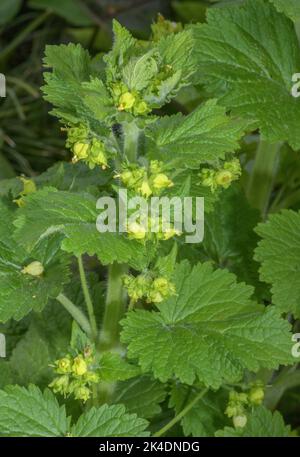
[[56, 293, 91, 337], [98, 263, 128, 351], [78, 255, 98, 341], [153, 388, 209, 437], [123, 121, 140, 163], [247, 140, 282, 220]]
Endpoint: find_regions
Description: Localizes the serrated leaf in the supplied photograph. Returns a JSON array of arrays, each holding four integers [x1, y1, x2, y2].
[[10, 323, 52, 387], [215, 406, 291, 437], [121, 261, 293, 388], [0, 385, 69, 437], [71, 404, 149, 437], [14, 188, 153, 270], [255, 210, 300, 317], [0, 202, 70, 322], [112, 376, 167, 420], [201, 186, 262, 295], [98, 352, 140, 382], [146, 100, 247, 167], [192, 0, 300, 150], [269, 0, 300, 21], [43, 44, 110, 125]]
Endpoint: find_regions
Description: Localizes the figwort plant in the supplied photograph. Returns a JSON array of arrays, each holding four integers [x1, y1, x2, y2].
[[0, 0, 300, 438]]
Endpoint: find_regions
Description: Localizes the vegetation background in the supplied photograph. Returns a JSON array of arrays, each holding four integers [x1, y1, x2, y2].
[[1, 0, 300, 436]]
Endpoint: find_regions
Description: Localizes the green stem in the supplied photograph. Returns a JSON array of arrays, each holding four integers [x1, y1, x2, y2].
[[56, 293, 91, 337], [122, 122, 140, 163], [246, 140, 282, 219], [98, 263, 128, 351], [154, 388, 209, 437], [77, 256, 98, 341], [0, 11, 51, 62]]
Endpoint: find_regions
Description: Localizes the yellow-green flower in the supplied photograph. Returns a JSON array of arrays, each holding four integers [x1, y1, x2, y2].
[[73, 386, 91, 402], [72, 355, 88, 376], [73, 142, 89, 160], [215, 170, 234, 189], [152, 173, 173, 190], [248, 386, 264, 405], [49, 375, 69, 396], [127, 221, 147, 240], [56, 357, 72, 374], [233, 414, 247, 429], [21, 261, 44, 277], [118, 92, 136, 111]]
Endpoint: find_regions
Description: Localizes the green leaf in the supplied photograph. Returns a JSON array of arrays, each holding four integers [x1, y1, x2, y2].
[[201, 186, 262, 295], [72, 404, 149, 437], [169, 385, 227, 437], [14, 187, 153, 270], [0, 202, 70, 322], [269, 0, 300, 21], [121, 261, 293, 388], [0, 0, 22, 25], [98, 352, 140, 382], [112, 376, 167, 420], [154, 243, 178, 278], [146, 100, 247, 167], [192, 0, 300, 150], [10, 323, 52, 387], [105, 20, 137, 83], [43, 44, 107, 124], [0, 385, 69, 437], [29, 0, 93, 26], [215, 406, 291, 437], [255, 210, 300, 317]]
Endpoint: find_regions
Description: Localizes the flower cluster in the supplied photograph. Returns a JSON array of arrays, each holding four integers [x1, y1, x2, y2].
[[123, 273, 176, 305], [49, 349, 99, 402], [225, 383, 265, 428], [126, 217, 181, 242], [111, 82, 150, 116], [116, 161, 173, 198], [64, 124, 109, 169], [199, 158, 241, 192]]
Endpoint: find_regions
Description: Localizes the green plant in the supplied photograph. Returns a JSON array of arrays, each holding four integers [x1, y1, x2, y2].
[[0, 0, 300, 437]]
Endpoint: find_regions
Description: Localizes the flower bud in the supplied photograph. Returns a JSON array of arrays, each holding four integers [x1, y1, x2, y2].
[[21, 261, 44, 277], [73, 386, 90, 402], [118, 92, 136, 111], [152, 173, 173, 190], [248, 386, 264, 405], [139, 180, 152, 198], [49, 375, 69, 396], [72, 355, 88, 376], [73, 142, 89, 160], [134, 101, 149, 115], [215, 170, 234, 189], [233, 414, 247, 429], [127, 222, 147, 240], [56, 357, 72, 374]]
